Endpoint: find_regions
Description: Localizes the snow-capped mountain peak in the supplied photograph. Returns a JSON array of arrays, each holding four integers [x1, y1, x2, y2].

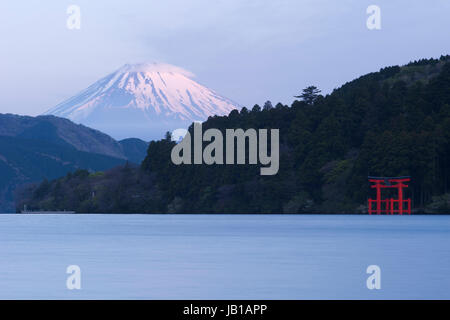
[[44, 63, 240, 140]]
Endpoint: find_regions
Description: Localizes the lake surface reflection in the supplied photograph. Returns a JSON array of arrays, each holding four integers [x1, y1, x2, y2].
[[0, 214, 448, 299]]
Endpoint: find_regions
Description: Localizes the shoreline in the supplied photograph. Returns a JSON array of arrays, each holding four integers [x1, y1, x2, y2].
[[3, 212, 450, 215]]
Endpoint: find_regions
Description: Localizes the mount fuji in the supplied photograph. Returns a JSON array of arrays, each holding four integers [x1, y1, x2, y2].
[[44, 63, 240, 141]]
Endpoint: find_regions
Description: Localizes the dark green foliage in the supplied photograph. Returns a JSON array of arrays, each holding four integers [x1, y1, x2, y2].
[[295, 86, 322, 105], [17, 166, 162, 213], [0, 136, 126, 212], [263, 100, 273, 110], [20, 56, 450, 213], [0, 114, 148, 212]]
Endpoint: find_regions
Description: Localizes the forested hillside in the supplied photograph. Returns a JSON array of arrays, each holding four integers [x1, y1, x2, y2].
[[0, 114, 148, 160], [18, 56, 450, 213], [0, 136, 126, 212], [0, 114, 148, 212]]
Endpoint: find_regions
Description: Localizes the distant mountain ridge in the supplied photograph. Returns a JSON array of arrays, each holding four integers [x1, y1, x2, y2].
[[0, 135, 126, 212], [0, 113, 149, 212], [117, 138, 149, 164], [44, 63, 240, 140], [0, 114, 148, 160]]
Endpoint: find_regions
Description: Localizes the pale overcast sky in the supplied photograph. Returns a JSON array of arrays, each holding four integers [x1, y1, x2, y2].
[[0, 0, 449, 115]]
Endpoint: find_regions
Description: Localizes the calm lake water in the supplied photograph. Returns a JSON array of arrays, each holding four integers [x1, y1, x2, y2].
[[0, 214, 448, 299]]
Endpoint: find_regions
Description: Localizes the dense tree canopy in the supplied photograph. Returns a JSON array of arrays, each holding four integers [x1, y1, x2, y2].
[[18, 56, 450, 213]]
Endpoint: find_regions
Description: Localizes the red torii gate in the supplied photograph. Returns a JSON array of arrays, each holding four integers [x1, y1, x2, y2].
[[368, 176, 411, 215]]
